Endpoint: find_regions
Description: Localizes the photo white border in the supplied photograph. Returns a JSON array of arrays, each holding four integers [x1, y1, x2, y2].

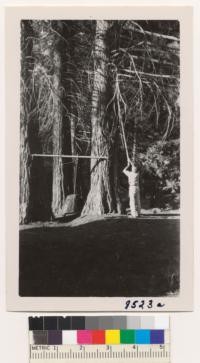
[[5, 5, 193, 311]]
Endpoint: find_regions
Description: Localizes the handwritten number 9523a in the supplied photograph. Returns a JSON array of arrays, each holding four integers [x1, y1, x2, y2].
[[124, 299, 165, 310]]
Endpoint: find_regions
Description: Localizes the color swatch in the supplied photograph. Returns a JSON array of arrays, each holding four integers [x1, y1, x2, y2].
[[30, 328, 165, 345], [29, 316, 168, 346], [29, 316, 169, 331]]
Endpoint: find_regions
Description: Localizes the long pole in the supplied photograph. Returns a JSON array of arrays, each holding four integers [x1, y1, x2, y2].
[[31, 154, 108, 160]]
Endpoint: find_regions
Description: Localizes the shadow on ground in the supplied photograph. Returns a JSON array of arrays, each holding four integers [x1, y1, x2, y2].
[[19, 216, 180, 297]]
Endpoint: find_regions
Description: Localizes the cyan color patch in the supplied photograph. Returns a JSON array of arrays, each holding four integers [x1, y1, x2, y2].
[[135, 329, 150, 344]]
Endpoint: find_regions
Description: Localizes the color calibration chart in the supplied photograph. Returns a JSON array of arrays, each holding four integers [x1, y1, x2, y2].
[[29, 316, 170, 362]]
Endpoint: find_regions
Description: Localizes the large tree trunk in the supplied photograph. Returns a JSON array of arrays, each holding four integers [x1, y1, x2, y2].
[[19, 22, 31, 224], [81, 20, 114, 216], [51, 49, 65, 217], [31, 21, 65, 218]]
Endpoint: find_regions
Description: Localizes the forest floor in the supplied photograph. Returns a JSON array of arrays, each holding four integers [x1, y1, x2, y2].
[[19, 215, 180, 297]]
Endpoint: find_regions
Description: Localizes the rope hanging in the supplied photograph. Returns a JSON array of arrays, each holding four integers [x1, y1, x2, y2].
[[119, 111, 129, 163], [73, 156, 78, 194], [116, 81, 130, 164]]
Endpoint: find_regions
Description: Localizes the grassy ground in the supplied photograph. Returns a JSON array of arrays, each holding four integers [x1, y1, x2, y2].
[[19, 215, 180, 297]]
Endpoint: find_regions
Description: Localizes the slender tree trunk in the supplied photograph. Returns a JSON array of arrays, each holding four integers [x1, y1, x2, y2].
[[51, 49, 65, 217], [19, 22, 31, 224], [113, 132, 123, 214], [81, 20, 114, 216], [69, 79, 78, 194], [130, 122, 141, 217], [71, 116, 78, 194]]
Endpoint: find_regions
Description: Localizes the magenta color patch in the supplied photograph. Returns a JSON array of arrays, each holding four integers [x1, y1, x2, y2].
[[77, 330, 92, 344]]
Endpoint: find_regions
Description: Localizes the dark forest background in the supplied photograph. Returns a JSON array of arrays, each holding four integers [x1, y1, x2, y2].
[[20, 20, 180, 224]]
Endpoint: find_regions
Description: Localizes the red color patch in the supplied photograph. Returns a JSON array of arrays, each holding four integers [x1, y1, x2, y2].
[[92, 330, 105, 344]]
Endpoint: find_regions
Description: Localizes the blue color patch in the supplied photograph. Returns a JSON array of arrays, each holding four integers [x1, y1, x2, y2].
[[150, 330, 164, 344], [135, 330, 150, 344]]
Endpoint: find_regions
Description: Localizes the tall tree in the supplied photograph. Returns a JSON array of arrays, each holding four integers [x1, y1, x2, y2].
[[51, 46, 65, 216], [81, 20, 114, 215], [110, 20, 180, 216], [19, 21, 31, 224], [31, 21, 65, 217]]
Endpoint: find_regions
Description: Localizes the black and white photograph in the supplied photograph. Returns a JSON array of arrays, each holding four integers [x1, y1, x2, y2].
[[19, 18, 180, 298], [5, 5, 193, 311]]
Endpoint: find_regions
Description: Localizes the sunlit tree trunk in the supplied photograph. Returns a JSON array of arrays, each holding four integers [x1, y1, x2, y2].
[[31, 21, 65, 218], [81, 20, 114, 215], [130, 124, 141, 217], [19, 21, 31, 224], [51, 49, 65, 217]]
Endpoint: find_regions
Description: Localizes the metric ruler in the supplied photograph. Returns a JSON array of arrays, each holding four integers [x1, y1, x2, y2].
[[29, 316, 170, 363]]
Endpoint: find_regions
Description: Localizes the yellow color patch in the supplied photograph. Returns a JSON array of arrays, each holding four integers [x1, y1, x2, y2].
[[105, 330, 120, 344]]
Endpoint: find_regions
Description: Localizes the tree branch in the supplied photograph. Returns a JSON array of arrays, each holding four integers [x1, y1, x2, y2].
[[123, 69, 179, 80]]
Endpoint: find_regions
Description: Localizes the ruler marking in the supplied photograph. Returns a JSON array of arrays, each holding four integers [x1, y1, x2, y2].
[[29, 344, 170, 362]]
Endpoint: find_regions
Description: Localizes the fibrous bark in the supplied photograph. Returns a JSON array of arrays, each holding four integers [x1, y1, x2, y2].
[[19, 21, 31, 224], [31, 21, 65, 217], [81, 20, 114, 215], [51, 49, 65, 217]]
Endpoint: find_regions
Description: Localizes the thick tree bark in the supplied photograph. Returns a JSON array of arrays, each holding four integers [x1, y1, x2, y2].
[[81, 20, 114, 215], [51, 50, 65, 217], [31, 21, 65, 218], [19, 22, 31, 224]]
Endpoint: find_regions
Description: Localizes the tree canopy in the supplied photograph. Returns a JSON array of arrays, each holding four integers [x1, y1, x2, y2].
[[20, 19, 180, 223]]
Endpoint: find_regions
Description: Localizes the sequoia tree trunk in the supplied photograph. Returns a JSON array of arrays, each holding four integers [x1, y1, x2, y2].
[[31, 21, 65, 218], [19, 21, 31, 224], [51, 49, 65, 217], [81, 20, 114, 216]]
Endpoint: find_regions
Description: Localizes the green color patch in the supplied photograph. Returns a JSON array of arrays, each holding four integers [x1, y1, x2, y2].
[[120, 330, 135, 344]]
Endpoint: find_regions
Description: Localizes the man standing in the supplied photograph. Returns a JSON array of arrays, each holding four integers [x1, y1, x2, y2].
[[123, 160, 141, 217]]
